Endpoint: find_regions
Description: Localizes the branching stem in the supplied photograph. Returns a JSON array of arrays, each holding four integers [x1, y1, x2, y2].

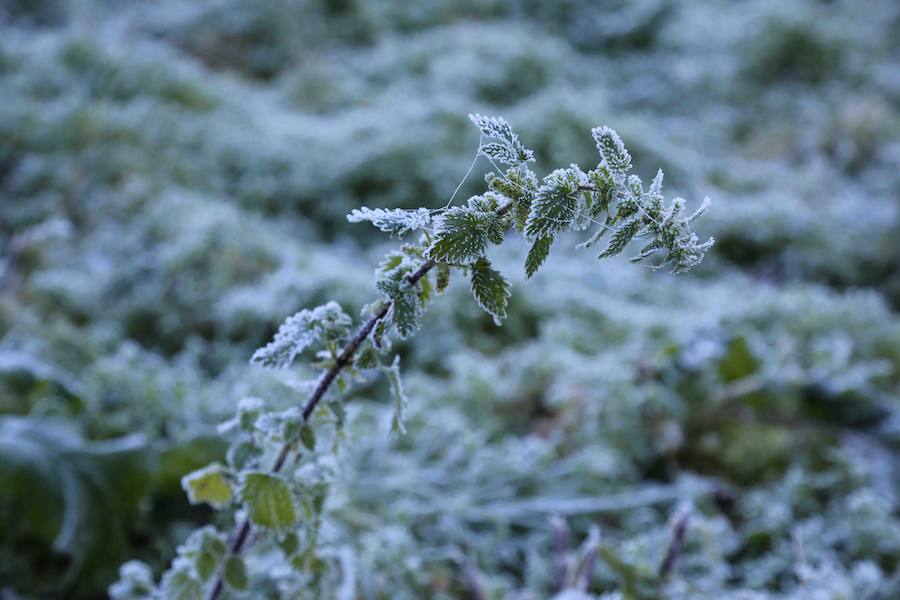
[[208, 204, 512, 600]]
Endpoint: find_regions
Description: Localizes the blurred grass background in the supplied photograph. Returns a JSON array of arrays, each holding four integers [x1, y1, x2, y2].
[[1, 0, 899, 598]]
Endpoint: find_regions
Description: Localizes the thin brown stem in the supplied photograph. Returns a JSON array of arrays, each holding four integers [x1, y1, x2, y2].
[[207, 303, 392, 599], [206, 203, 516, 599], [659, 507, 690, 579]]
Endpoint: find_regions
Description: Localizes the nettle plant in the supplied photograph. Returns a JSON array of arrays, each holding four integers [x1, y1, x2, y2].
[[111, 115, 713, 599]]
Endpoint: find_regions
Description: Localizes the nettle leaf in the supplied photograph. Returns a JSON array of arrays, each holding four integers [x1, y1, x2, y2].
[[381, 355, 409, 435], [592, 126, 632, 174], [468, 113, 534, 164], [485, 170, 538, 233], [178, 526, 227, 582], [525, 236, 553, 278], [218, 397, 265, 434], [470, 257, 510, 326], [251, 302, 352, 369], [347, 207, 431, 238], [377, 277, 422, 339], [391, 286, 421, 338], [354, 345, 380, 370], [435, 263, 451, 293], [428, 197, 504, 264], [226, 440, 261, 472], [418, 269, 434, 304], [479, 142, 518, 165], [300, 423, 316, 451], [223, 556, 248, 591], [598, 216, 643, 259], [587, 165, 617, 218], [525, 168, 582, 239], [376, 248, 430, 339], [240, 472, 297, 531], [181, 462, 233, 509], [159, 565, 203, 600]]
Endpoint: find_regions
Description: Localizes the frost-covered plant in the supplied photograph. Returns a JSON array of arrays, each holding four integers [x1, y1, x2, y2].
[[112, 114, 712, 598]]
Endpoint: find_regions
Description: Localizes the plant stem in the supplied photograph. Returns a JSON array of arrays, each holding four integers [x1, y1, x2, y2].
[[207, 203, 513, 599], [659, 507, 690, 579]]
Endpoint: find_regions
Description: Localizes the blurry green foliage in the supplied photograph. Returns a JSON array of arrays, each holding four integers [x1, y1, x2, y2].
[[1, 0, 899, 597]]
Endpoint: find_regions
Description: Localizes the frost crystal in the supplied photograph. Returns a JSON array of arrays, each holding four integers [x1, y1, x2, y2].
[[469, 113, 535, 165], [347, 207, 432, 238], [251, 301, 352, 368]]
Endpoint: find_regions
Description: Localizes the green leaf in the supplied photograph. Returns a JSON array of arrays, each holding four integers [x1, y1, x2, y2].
[[598, 216, 642, 259], [418, 268, 434, 304], [376, 263, 424, 339], [470, 257, 511, 326], [328, 399, 347, 428], [251, 302, 351, 369], [592, 126, 632, 174], [181, 462, 233, 509], [195, 552, 217, 581], [428, 197, 504, 264], [435, 263, 451, 294], [226, 440, 262, 471], [479, 142, 518, 165], [300, 424, 316, 451], [223, 556, 249, 591], [389, 284, 422, 339], [525, 169, 580, 239], [279, 532, 300, 557], [525, 236, 553, 278], [240, 472, 297, 531], [354, 345, 380, 370], [469, 113, 534, 164], [159, 566, 203, 600], [587, 165, 616, 218]]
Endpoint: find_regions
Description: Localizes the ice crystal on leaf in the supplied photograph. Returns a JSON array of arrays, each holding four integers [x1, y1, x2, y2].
[[347, 207, 432, 238], [250, 301, 352, 368], [136, 113, 714, 600]]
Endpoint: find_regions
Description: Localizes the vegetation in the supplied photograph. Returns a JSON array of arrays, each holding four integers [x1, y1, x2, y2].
[[1, 1, 899, 599]]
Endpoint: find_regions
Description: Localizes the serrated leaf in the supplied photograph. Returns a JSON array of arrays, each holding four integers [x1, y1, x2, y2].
[[181, 463, 233, 509], [354, 345, 380, 370], [240, 472, 297, 531], [435, 263, 451, 293], [159, 567, 203, 600], [598, 216, 642, 259], [468, 113, 534, 163], [346, 207, 431, 237], [418, 269, 434, 304], [428, 203, 503, 264], [376, 259, 425, 340], [525, 236, 553, 278], [300, 424, 316, 451], [592, 126, 632, 174], [251, 302, 351, 369], [223, 556, 248, 591], [479, 142, 518, 165], [470, 257, 510, 326], [195, 552, 217, 581], [587, 166, 617, 218], [328, 399, 347, 428], [525, 169, 579, 239], [389, 285, 422, 339]]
